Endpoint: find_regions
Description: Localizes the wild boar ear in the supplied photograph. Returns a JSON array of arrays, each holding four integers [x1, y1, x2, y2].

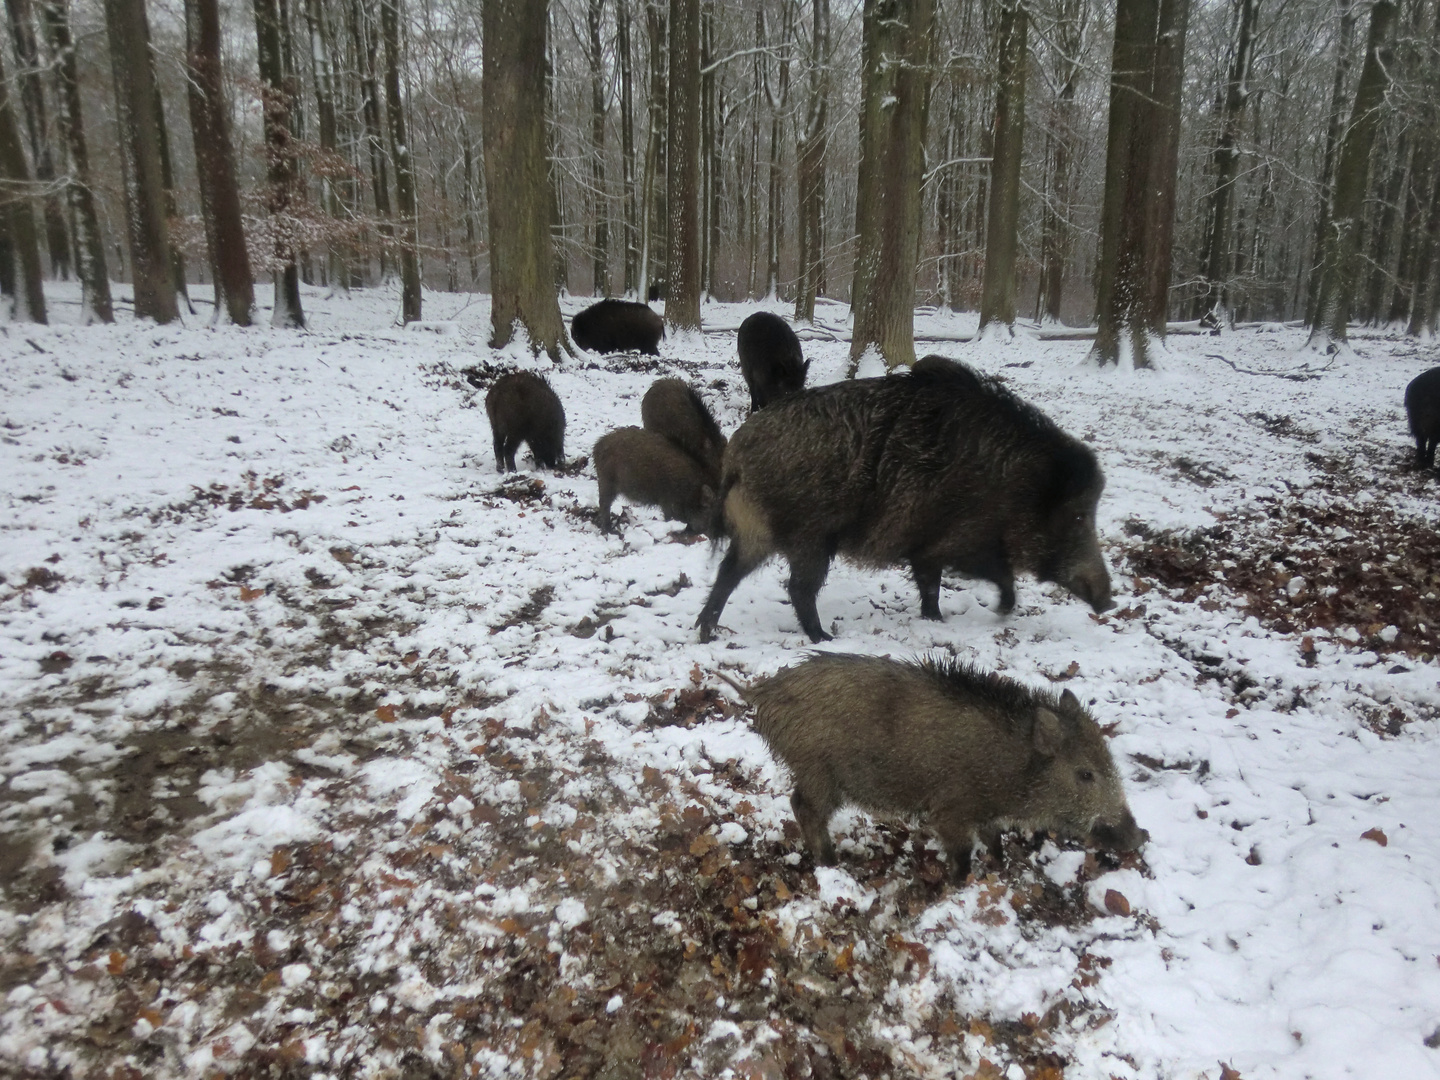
[[1033, 709, 1063, 757], [1059, 689, 1081, 712]]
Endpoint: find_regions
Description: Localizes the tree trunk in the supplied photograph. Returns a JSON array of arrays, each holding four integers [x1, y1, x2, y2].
[[146, 24, 190, 312], [850, 0, 935, 369], [588, 0, 609, 295], [618, 0, 639, 294], [665, 0, 701, 329], [351, 0, 390, 280], [1037, 0, 1080, 325], [700, 0, 712, 296], [546, 12, 568, 292], [639, 0, 667, 298], [1307, 0, 1357, 324], [978, 0, 1027, 335], [795, 0, 829, 322], [482, 0, 569, 357], [104, 0, 175, 323], [1194, 0, 1259, 328], [304, 0, 350, 292], [185, 0, 254, 325], [1091, 0, 1190, 367], [40, 0, 110, 321], [5, 0, 69, 280], [381, 0, 420, 322], [1362, 130, 1407, 325], [1408, 161, 1440, 337], [255, 0, 305, 326], [764, 2, 794, 300], [0, 43, 44, 320], [1306, 0, 1397, 350]]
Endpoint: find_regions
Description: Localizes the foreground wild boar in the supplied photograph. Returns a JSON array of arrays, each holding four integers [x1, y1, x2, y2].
[[737, 311, 808, 412], [485, 372, 565, 472], [641, 378, 727, 482], [697, 359, 1113, 643], [1405, 366, 1440, 469], [571, 299, 664, 355], [740, 653, 1146, 879], [594, 427, 716, 534]]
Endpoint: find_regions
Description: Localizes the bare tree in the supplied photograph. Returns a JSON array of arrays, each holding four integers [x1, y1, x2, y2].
[[255, 0, 306, 326], [979, 0, 1028, 336], [850, 0, 935, 369], [382, 0, 421, 322], [795, 0, 829, 322], [104, 0, 176, 324], [0, 41, 44, 320], [185, 0, 255, 325], [4, 0, 68, 280], [666, 0, 701, 329], [483, 0, 569, 357]]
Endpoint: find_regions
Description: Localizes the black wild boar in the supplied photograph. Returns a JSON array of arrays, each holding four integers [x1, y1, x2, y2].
[[697, 359, 1112, 643], [486, 371, 565, 472], [571, 298, 665, 355], [737, 652, 1147, 880], [641, 378, 727, 482], [1405, 366, 1440, 469], [594, 427, 716, 534], [737, 311, 808, 412]]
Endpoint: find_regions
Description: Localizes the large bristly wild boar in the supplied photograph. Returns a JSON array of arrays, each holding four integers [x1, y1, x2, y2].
[[1404, 366, 1440, 469], [697, 358, 1112, 643], [735, 652, 1147, 880], [594, 427, 716, 534], [737, 311, 808, 413], [641, 378, 727, 482], [486, 371, 565, 473], [571, 298, 664, 355]]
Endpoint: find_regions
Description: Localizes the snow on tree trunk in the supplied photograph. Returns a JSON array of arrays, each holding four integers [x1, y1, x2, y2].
[[381, 0, 420, 324], [665, 0, 701, 331]]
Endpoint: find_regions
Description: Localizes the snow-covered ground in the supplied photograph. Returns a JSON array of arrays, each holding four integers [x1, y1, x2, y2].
[[1, 283, 1438, 1078]]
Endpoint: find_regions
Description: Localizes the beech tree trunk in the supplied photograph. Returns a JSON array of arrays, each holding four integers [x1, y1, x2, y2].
[[1306, 0, 1397, 350], [104, 0, 176, 323], [351, 0, 390, 280], [764, 2, 794, 300], [1036, 0, 1082, 324], [5, 0, 68, 280], [588, 0, 609, 295], [1091, 0, 1190, 367], [304, 0, 350, 291], [850, 0, 935, 369], [666, 0, 701, 329], [795, 0, 829, 322], [0, 42, 44, 321], [255, 0, 305, 326], [1194, 0, 1259, 328], [185, 0, 254, 325], [639, 0, 666, 298], [978, 0, 1027, 335], [1307, 0, 1357, 324], [618, 0, 639, 294], [381, 0, 420, 322], [482, 0, 569, 357], [41, 0, 110, 322]]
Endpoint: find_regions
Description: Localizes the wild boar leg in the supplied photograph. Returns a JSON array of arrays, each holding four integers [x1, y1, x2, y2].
[[932, 804, 985, 882], [790, 787, 839, 865], [786, 549, 834, 642], [697, 543, 765, 642], [911, 558, 943, 620]]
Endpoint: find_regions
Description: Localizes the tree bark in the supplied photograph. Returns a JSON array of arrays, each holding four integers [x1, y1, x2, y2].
[[5, 0, 69, 280], [978, 0, 1027, 335], [303, 0, 350, 292], [1036, 0, 1082, 324], [0, 42, 44, 320], [40, 0, 110, 321], [1091, 0, 1190, 367], [104, 0, 175, 323], [850, 0, 935, 369], [351, 0, 390, 280], [1306, 0, 1357, 324], [482, 0, 569, 357], [381, 0, 420, 322], [665, 0, 701, 329], [795, 0, 829, 322], [639, 0, 666, 298], [588, 0, 609, 295], [1306, 0, 1397, 350], [764, 2, 794, 300], [185, 0, 254, 325], [1194, 0, 1259, 327], [1408, 161, 1440, 336], [618, 0, 639, 294], [255, 0, 305, 326]]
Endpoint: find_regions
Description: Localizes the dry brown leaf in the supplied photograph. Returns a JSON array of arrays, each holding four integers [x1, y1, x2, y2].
[[239, 585, 264, 601], [1219, 1063, 1243, 1080], [1361, 827, 1388, 847], [375, 704, 398, 723], [1103, 889, 1131, 916], [106, 951, 125, 975]]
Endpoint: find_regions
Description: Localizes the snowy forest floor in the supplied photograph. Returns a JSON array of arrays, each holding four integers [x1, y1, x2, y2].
[[1, 285, 1439, 1080]]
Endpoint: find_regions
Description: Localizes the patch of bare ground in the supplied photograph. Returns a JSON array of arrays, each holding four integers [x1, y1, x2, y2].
[[1124, 448, 1439, 662]]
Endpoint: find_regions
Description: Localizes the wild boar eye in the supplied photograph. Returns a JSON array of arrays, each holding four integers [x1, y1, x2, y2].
[[1077, 769, 1096, 784]]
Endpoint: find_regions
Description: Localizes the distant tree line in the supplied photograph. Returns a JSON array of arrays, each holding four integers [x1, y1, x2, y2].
[[0, 0, 1434, 366]]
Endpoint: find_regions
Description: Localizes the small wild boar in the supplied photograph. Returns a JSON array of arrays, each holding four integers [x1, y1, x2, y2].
[[571, 298, 664, 355], [486, 371, 565, 472], [641, 378, 727, 482], [697, 358, 1112, 643], [738, 652, 1147, 879], [1404, 366, 1440, 469], [594, 427, 716, 534], [737, 311, 808, 412]]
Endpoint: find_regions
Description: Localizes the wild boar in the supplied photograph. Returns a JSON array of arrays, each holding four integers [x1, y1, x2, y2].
[[641, 378, 727, 482], [486, 371, 565, 472], [1404, 366, 1440, 469], [571, 299, 665, 355], [737, 311, 808, 412], [594, 427, 716, 534]]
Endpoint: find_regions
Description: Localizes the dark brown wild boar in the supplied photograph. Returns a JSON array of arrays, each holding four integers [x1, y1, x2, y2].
[[1404, 366, 1440, 469], [485, 371, 565, 472], [641, 378, 727, 482], [737, 311, 808, 413], [735, 652, 1146, 880], [571, 298, 664, 355], [594, 427, 716, 534], [697, 358, 1112, 643]]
